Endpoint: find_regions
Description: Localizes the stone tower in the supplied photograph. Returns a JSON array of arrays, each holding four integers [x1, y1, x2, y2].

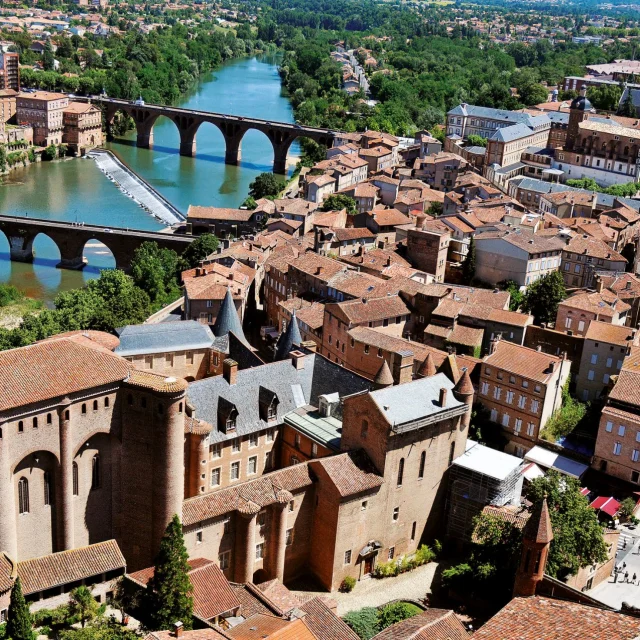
[[452, 367, 474, 434], [513, 497, 554, 598], [565, 85, 592, 151]]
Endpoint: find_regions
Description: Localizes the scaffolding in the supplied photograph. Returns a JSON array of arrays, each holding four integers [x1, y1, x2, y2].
[[446, 458, 524, 541]]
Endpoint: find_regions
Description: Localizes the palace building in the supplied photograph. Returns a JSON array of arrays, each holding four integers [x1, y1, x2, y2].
[[0, 308, 473, 589]]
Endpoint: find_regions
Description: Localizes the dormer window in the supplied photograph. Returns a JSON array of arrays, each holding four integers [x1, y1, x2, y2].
[[218, 397, 238, 434], [267, 406, 277, 420], [226, 417, 236, 431], [259, 386, 279, 422]]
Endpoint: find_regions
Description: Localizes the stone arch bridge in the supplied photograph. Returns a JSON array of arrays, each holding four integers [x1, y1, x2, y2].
[[80, 97, 337, 174], [0, 215, 194, 271]]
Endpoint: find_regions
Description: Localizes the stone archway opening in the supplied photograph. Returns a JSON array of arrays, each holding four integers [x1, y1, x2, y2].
[[81, 237, 116, 275]]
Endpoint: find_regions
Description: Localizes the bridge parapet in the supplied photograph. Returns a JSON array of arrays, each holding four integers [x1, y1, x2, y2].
[[92, 97, 337, 173]]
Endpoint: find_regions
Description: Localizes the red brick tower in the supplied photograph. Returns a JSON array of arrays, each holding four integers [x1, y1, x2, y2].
[[513, 497, 554, 597], [452, 367, 474, 434]]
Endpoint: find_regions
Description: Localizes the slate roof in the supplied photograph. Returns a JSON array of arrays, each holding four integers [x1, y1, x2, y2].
[[274, 312, 303, 361], [18, 540, 125, 595], [114, 321, 215, 357], [447, 104, 548, 128], [212, 287, 249, 346], [490, 122, 536, 142], [473, 596, 640, 640], [187, 354, 371, 444], [369, 373, 465, 429]]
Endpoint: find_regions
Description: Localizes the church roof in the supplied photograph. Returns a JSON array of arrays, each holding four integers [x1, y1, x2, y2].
[[523, 497, 554, 545]]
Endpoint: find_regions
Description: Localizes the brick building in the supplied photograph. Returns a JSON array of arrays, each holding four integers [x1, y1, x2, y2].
[[575, 321, 637, 402], [16, 91, 68, 146], [478, 338, 571, 457], [62, 101, 103, 154], [593, 347, 640, 483], [555, 289, 629, 337], [560, 234, 627, 289], [406, 216, 450, 282]]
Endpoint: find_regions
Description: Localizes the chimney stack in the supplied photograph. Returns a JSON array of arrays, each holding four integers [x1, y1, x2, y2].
[[223, 359, 238, 385], [439, 387, 448, 407], [289, 350, 305, 370], [548, 361, 555, 373], [173, 623, 183, 639]]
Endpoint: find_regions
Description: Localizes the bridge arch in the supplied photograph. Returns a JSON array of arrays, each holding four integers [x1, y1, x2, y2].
[[81, 237, 116, 274]]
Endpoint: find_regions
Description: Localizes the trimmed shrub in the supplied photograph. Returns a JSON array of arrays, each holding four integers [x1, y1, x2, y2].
[[339, 576, 356, 593], [377, 602, 422, 629], [343, 607, 379, 640]]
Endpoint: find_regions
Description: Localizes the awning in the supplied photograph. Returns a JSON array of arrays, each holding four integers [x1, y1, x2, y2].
[[590, 496, 620, 518], [521, 462, 545, 481]]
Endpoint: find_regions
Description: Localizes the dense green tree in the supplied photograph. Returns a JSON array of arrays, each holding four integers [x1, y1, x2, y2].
[[58, 619, 141, 640], [377, 603, 421, 629], [68, 587, 101, 629], [146, 515, 193, 631], [619, 88, 637, 117], [321, 194, 357, 216], [343, 607, 379, 640], [499, 279, 524, 311], [130, 242, 181, 306], [248, 172, 285, 199], [461, 237, 476, 284], [43, 41, 55, 72], [587, 84, 622, 111], [180, 234, 220, 269], [521, 271, 566, 324], [467, 134, 488, 148], [7, 578, 34, 640], [525, 471, 608, 578]]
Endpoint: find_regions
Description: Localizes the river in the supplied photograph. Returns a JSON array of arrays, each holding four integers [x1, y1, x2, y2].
[[0, 54, 297, 303]]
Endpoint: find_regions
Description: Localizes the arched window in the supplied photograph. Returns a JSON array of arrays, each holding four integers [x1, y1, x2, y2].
[[73, 462, 79, 496], [93, 400, 98, 411], [44, 471, 52, 506], [397, 458, 404, 487], [46, 413, 52, 424], [18, 421, 23, 433], [81, 403, 87, 414], [418, 451, 426, 479], [91, 455, 100, 490], [18, 477, 29, 514], [32, 417, 38, 429], [104, 397, 110, 408], [64, 410, 70, 421]]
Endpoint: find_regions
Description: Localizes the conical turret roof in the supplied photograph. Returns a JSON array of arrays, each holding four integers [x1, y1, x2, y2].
[[274, 311, 303, 361], [212, 287, 248, 345], [373, 360, 394, 388], [417, 353, 436, 378], [438, 353, 460, 384], [453, 367, 474, 396], [524, 497, 554, 545]]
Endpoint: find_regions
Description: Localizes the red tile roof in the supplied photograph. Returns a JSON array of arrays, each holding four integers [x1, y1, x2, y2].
[[483, 340, 564, 384], [182, 464, 314, 526], [299, 597, 360, 640], [311, 450, 383, 498], [18, 540, 125, 595], [0, 338, 131, 411], [584, 320, 636, 346], [609, 369, 640, 407], [473, 596, 640, 639], [371, 609, 468, 639]]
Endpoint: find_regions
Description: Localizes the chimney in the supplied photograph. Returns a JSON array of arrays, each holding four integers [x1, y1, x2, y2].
[[173, 623, 183, 639], [223, 359, 238, 385], [548, 361, 555, 373], [439, 387, 448, 407], [289, 350, 305, 370], [316, 266, 323, 275], [301, 340, 317, 353], [228, 272, 234, 281], [627, 280, 632, 290], [195, 267, 203, 277], [489, 335, 501, 355], [386, 256, 392, 266], [536, 345, 542, 352], [595, 276, 604, 293]]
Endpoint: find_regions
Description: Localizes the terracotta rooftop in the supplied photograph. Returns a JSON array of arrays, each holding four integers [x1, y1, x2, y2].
[[182, 464, 315, 526], [564, 234, 626, 262], [368, 209, 412, 227], [0, 338, 131, 413], [473, 596, 640, 640], [329, 294, 410, 325], [311, 450, 383, 498], [299, 597, 360, 640], [483, 340, 564, 384], [584, 320, 636, 346], [187, 205, 255, 222], [609, 368, 640, 408], [370, 608, 468, 639], [558, 290, 630, 317], [18, 540, 125, 595]]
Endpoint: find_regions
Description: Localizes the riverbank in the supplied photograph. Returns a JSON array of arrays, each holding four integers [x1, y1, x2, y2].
[[88, 149, 185, 226], [0, 285, 43, 328]]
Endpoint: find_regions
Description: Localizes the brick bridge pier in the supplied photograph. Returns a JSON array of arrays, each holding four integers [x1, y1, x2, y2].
[[0, 215, 194, 271], [78, 97, 336, 175]]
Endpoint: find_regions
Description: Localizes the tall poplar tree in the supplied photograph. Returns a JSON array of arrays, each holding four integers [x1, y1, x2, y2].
[[6, 577, 34, 640], [146, 515, 194, 631]]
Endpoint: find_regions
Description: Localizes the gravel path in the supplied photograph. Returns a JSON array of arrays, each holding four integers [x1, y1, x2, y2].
[[292, 562, 438, 617]]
